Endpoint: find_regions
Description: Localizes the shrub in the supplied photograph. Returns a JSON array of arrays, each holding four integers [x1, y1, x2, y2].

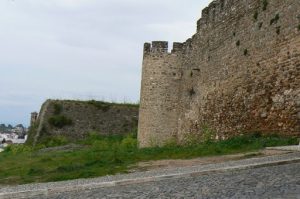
[[252, 131, 262, 138], [236, 40, 240, 46], [129, 128, 138, 139], [298, 24, 300, 31], [120, 136, 138, 151], [92, 140, 110, 151], [244, 49, 248, 56], [184, 133, 202, 146], [4, 145, 33, 155], [164, 138, 178, 148], [199, 125, 217, 144], [48, 115, 72, 128], [87, 132, 101, 140]]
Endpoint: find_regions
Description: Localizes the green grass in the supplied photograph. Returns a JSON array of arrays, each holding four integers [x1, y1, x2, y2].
[[0, 133, 297, 185]]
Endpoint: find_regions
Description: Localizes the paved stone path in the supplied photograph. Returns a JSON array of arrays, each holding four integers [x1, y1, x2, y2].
[[1, 152, 299, 199], [36, 162, 300, 199]]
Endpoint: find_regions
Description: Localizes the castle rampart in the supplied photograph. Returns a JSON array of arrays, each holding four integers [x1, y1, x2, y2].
[[27, 100, 139, 145], [138, 0, 300, 147]]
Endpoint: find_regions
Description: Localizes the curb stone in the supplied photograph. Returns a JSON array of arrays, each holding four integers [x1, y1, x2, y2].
[[267, 145, 300, 151]]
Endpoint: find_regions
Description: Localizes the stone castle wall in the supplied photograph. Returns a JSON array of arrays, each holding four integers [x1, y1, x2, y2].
[[27, 100, 139, 145], [138, 0, 300, 147]]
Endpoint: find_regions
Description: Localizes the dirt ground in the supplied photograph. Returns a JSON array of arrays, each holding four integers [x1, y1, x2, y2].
[[130, 149, 292, 172]]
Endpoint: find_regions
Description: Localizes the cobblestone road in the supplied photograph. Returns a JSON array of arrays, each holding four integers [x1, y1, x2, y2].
[[38, 162, 300, 199]]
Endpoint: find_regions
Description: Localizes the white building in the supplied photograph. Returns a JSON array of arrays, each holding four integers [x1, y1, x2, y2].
[[0, 133, 27, 144]]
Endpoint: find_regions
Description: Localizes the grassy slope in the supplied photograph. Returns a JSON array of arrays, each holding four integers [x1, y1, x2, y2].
[[0, 134, 298, 185]]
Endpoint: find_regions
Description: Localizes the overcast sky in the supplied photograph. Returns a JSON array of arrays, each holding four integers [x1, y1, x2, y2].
[[0, 0, 211, 126]]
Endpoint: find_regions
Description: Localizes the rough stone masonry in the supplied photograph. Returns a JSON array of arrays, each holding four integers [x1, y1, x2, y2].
[[27, 100, 139, 145], [138, 0, 300, 148]]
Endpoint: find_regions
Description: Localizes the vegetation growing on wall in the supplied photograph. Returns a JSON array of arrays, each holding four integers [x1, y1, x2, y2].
[[48, 103, 73, 129], [270, 14, 280, 25], [276, 26, 281, 35], [258, 22, 263, 30], [87, 100, 111, 112], [53, 103, 63, 115], [262, 0, 268, 11], [27, 99, 139, 146], [48, 115, 73, 128], [253, 11, 259, 21], [189, 88, 196, 96], [190, 71, 193, 77], [183, 125, 217, 146], [87, 100, 139, 111]]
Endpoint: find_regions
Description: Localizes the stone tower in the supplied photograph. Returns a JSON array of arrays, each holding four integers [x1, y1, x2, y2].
[[138, 0, 300, 148], [30, 112, 38, 127], [138, 42, 183, 147]]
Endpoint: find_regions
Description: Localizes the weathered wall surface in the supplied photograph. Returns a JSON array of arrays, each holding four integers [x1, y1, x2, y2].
[[139, 0, 300, 147], [28, 100, 139, 145], [138, 42, 182, 147]]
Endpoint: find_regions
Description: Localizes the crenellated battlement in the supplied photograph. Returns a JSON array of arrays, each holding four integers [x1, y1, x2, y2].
[[172, 42, 184, 53], [143, 41, 184, 56], [143, 41, 168, 55], [143, 43, 151, 55]]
